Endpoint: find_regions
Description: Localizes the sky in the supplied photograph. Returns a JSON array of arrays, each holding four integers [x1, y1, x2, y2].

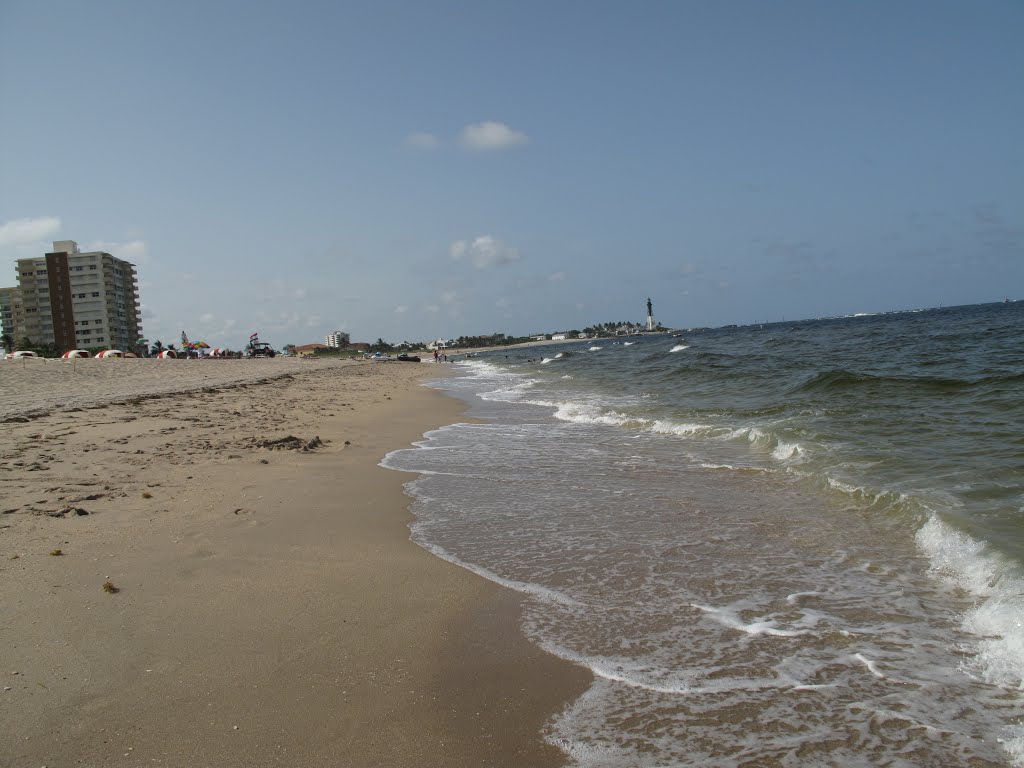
[[1, 1, 1021, 348]]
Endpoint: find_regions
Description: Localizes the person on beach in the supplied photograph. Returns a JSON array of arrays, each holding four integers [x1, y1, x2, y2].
[[433, 349, 439, 363]]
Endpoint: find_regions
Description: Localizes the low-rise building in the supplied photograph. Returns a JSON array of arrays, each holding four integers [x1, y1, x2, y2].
[[294, 343, 332, 357], [427, 338, 455, 350]]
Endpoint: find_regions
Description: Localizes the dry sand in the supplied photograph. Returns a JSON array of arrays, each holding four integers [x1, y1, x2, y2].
[[0, 358, 590, 767]]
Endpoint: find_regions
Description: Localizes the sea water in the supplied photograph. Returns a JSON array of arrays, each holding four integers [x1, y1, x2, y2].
[[382, 301, 1024, 766]]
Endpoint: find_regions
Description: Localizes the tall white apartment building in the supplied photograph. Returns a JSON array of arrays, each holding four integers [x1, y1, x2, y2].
[[14, 240, 142, 352], [0, 286, 24, 350], [324, 330, 350, 348]]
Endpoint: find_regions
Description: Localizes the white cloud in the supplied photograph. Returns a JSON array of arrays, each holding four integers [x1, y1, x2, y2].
[[548, 271, 566, 282], [440, 290, 458, 305], [449, 235, 520, 268], [394, 305, 408, 313], [405, 131, 439, 148], [459, 121, 529, 151], [84, 239, 149, 264], [199, 313, 215, 323], [495, 297, 511, 308], [425, 304, 440, 313], [0, 216, 61, 248]]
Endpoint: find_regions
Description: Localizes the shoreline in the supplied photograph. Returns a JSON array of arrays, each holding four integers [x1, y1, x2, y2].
[[0, 360, 590, 766]]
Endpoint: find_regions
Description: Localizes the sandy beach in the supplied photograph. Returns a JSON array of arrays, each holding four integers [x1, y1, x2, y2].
[[0, 358, 590, 767]]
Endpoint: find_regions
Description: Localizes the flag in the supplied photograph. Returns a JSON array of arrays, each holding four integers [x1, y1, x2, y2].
[[249, 332, 259, 341]]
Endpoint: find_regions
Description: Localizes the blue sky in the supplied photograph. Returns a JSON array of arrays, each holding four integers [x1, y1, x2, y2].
[[1, 1, 1021, 348]]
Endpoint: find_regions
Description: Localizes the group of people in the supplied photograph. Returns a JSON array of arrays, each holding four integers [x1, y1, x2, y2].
[[432, 348, 448, 363]]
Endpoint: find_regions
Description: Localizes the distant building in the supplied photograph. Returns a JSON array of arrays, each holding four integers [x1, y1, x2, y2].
[[294, 343, 332, 357], [13, 240, 142, 352], [551, 332, 569, 340], [427, 338, 455, 350], [0, 287, 24, 350], [324, 330, 350, 348], [349, 342, 370, 353]]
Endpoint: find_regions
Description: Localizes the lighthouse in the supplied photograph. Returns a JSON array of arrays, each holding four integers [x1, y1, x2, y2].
[[646, 297, 655, 331]]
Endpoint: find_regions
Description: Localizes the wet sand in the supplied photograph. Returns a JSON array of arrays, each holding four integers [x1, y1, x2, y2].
[[0, 358, 591, 767]]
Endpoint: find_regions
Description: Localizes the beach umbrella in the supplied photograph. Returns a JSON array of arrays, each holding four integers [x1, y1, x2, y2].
[[95, 350, 124, 358], [62, 350, 89, 359], [195, 341, 210, 348], [158, 350, 178, 359]]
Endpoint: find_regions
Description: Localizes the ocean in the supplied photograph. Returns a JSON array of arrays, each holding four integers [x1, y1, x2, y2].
[[382, 301, 1024, 767]]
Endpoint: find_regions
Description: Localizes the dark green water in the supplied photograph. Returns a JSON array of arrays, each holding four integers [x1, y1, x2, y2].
[[386, 300, 1024, 766]]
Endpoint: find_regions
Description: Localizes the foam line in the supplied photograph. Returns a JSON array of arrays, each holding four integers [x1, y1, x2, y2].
[[691, 603, 812, 637], [786, 591, 825, 604], [852, 653, 886, 679], [409, 534, 580, 608]]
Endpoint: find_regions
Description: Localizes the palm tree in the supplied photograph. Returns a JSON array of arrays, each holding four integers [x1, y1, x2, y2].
[[150, 340, 165, 356]]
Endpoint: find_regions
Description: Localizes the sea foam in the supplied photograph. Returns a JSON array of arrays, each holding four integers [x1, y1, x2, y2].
[[916, 515, 1024, 689]]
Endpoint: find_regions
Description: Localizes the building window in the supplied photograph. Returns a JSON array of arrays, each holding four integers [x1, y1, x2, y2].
[[91, 292, 100, 297], [96, 337, 104, 342], [89, 265, 97, 270]]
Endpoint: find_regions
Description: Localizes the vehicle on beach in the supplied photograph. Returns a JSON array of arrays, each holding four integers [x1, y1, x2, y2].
[[396, 353, 421, 362], [246, 342, 276, 358]]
